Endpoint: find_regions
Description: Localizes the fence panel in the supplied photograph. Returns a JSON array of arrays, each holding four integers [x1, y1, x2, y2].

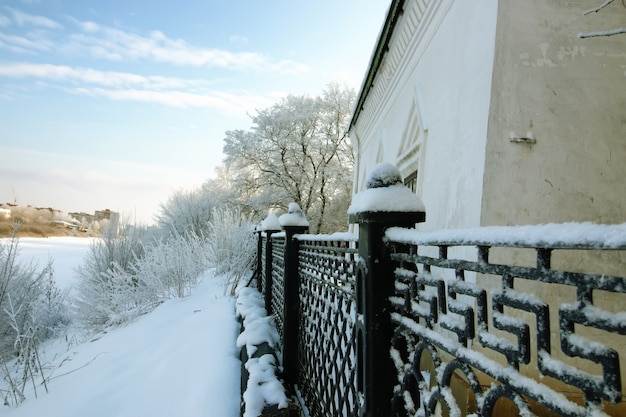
[[260, 234, 268, 293], [270, 234, 286, 341], [386, 230, 626, 417], [295, 235, 361, 417]]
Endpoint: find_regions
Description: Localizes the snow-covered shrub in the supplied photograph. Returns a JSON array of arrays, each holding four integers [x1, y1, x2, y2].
[[74, 223, 147, 329], [133, 233, 209, 299], [206, 207, 256, 293], [74, 222, 213, 330], [0, 234, 68, 358], [0, 231, 68, 406]]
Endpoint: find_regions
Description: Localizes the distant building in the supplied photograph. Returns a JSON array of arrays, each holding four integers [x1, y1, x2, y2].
[[69, 212, 95, 225], [95, 209, 119, 225]]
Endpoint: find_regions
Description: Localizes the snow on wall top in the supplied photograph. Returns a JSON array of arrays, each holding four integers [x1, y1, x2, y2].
[[348, 163, 426, 214], [386, 222, 626, 249], [295, 232, 359, 242], [278, 202, 309, 227]]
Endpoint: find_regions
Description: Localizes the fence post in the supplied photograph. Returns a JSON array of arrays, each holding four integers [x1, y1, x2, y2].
[[279, 203, 309, 385], [255, 228, 263, 292], [348, 163, 426, 417], [260, 213, 282, 314]]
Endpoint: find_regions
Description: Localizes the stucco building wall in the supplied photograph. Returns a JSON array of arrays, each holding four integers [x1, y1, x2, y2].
[[350, 0, 499, 230], [482, 0, 626, 226]]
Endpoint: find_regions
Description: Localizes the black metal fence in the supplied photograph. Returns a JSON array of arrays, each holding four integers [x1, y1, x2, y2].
[[255, 207, 626, 417]]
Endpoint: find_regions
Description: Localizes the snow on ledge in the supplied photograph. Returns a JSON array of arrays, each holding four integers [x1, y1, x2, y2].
[[236, 287, 288, 417], [386, 222, 626, 249], [295, 232, 358, 242], [348, 163, 425, 214]]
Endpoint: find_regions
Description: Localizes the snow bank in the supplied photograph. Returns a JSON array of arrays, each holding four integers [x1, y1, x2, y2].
[[0, 273, 241, 417], [236, 287, 289, 417], [386, 222, 626, 249], [10, 237, 94, 292]]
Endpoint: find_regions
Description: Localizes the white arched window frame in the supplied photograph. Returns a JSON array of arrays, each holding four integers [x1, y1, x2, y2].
[[396, 85, 428, 195]]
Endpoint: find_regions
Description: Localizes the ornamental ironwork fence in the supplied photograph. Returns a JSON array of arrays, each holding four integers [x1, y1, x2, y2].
[[255, 205, 626, 417]]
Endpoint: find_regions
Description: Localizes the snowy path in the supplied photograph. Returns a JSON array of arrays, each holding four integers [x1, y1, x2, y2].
[[0, 273, 241, 417]]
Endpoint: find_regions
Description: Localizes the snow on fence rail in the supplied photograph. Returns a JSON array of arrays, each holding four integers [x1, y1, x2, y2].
[[253, 177, 626, 417]]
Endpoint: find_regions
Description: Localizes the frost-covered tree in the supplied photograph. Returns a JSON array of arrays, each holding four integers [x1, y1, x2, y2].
[[155, 186, 220, 238], [223, 83, 355, 233]]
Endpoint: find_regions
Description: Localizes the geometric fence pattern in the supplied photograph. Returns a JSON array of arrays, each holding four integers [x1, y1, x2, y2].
[[270, 234, 286, 338], [387, 230, 626, 417], [296, 236, 360, 417], [258, 225, 626, 417]]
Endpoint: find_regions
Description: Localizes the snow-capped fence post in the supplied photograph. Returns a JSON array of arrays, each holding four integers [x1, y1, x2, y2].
[[279, 203, 309, 385], [347, 163, 426, 417]]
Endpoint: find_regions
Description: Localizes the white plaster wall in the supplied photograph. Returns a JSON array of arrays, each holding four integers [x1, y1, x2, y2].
[[482, 0, 626, 226], [351, 0, 499, 231]]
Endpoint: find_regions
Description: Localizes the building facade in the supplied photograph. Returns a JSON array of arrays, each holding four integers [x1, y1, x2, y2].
[[348, 1, 626, 414], [349, 0, 626, 230]]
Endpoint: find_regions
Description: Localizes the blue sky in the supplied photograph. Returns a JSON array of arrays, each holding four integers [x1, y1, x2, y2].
[[0, 0, 389, 224]]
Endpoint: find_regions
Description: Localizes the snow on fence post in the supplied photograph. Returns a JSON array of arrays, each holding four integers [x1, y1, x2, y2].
[[279, 203, 309, 385], [255, 226, 263, 292], [348, 163, 426, 417], [260, 213, 281, 314]]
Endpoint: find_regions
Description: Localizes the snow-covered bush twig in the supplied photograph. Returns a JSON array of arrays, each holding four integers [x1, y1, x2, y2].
[[74, 222, 212, 332], [0, 228, 66, 407], [73, 223, 147, 330], [132, 232, 209, 300], [206, 207, 256, 295]]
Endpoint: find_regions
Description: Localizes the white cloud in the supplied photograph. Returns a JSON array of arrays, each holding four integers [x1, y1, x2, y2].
[[0, 62, 275, 115], [72, 86, 273, 116], [1, 9, 309, 75], [7, 7, 62, 29], [0, 62, 198, 88], [77, 20, 100, 33], [0, 14, 10, 27], [64, 22, 308, 73], [229, 34, 249, 44], [0, 32, 55, 53]]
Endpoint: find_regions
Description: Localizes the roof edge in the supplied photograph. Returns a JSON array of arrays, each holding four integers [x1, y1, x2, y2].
[[348, 0, 405, 132]]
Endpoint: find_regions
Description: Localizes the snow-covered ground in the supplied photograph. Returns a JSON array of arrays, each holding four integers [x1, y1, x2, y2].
[[13, 237, 94, 292], [1, 238, 241, 417]]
